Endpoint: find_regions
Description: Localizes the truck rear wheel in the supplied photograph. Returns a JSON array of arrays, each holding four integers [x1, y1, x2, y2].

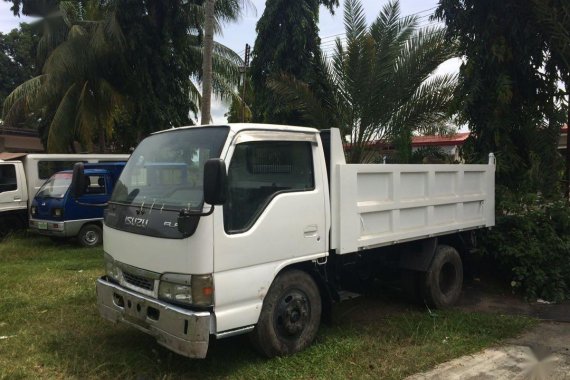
[[421, 245, 463, 308], [78, 224, 102, 247], [250, 269, 322, 357]]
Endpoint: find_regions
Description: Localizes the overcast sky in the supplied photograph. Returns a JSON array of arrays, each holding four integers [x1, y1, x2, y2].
[[0, 0, 460, 124]]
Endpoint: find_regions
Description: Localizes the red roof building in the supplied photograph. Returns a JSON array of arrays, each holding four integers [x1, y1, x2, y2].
[[411, 132, 470, 162]]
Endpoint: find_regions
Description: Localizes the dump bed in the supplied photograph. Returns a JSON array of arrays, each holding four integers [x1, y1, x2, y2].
[[327, 130, 495, 254]]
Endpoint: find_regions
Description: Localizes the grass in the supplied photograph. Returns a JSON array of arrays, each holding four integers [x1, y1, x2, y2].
[[0, 232, 536, 379]]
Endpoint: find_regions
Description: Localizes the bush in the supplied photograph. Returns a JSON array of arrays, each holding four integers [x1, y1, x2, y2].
[[478, 194, 570, 302]]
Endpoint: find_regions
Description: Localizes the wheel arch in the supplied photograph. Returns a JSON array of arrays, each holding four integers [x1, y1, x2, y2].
[[398, 232, 474, 273], [213, 254, 330, 334], [277, 261, 333, 323], [249, 263, 325, 357]]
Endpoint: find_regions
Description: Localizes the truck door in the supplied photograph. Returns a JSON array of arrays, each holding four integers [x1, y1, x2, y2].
[[0, 162, 26, 211], [212, 131, 328, 332], [0, 162, 27, 231]]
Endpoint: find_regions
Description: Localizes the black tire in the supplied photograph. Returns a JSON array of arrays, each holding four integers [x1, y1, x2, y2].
[[77, 224, 102, 247], [421, 245, 463, 308], [250, 269, 322, 357]]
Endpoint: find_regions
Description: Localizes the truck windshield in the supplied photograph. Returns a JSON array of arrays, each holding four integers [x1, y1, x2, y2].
[[110, 126, 229, 210], [36, 172, 72, 198]]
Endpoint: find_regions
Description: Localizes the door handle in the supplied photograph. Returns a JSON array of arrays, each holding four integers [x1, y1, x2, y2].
[[303, 225, 318, 238], [14, 197, 21, 201]]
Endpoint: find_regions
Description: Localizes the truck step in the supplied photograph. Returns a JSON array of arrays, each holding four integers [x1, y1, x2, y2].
[[338, 290, 362, 301]]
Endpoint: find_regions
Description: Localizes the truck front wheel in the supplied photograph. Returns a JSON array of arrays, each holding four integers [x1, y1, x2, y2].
[[251, 269, 322, 357], [421, 245, 463, 308], [78, 224, 102, 247]]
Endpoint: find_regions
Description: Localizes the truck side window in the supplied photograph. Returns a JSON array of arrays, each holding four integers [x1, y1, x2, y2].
[[0, 164, 18, 193], [224, 141, 314, 233], [84, 175, 106, 195]]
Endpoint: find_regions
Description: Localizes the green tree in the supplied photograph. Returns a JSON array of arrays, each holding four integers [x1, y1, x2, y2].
[[3, 1, 127, 152], [435, 0, 565, 198], [269, 0, 457, 163], [3, 0, 246, 150], [111, 0, 245, 137], [249, 0, 338, 125], [0, 23, 38, 118], [531, 0, 570, 196]]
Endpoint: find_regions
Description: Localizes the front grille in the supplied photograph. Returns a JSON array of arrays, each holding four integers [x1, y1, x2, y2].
[[123, 271, 154, 291]]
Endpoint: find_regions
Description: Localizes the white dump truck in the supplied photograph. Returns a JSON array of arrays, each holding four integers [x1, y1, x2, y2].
[[0, 153, 128, 234], [78, 124, 494, 358]]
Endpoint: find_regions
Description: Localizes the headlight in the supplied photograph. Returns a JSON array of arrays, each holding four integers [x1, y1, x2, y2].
[[104, 253, 123, 282], [158, 273, 213, 307], [52, 208, 63, 217], [30, 206, 37, 215]]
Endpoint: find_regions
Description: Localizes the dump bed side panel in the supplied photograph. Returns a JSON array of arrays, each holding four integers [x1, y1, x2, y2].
[[335, 159, 495, 254]]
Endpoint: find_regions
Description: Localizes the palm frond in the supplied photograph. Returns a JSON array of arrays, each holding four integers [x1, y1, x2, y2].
[[59, 1, 81, 27], [268, 73, 336, 129], [190, 41, 244, 95], [211, 72, 239, 102], [344, 0, 368, 43], [75, 81, 98, 151], [91, 10, 126, 55], [382, 26, 456, 125], [47, 83, 80, 152], [389, 73, 457, 134], [36, 15, 69, 67], [2, 75, 46, 118]]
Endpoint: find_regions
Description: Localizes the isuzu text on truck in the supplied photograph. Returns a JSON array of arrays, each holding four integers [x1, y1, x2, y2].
[[71, 124, 495, 358]]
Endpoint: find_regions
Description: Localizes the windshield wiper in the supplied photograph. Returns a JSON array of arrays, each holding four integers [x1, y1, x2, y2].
[[107, 200, 208, 214]]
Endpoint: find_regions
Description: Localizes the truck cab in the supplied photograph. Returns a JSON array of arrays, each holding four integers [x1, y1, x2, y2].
[[29, 162, 125, 246]]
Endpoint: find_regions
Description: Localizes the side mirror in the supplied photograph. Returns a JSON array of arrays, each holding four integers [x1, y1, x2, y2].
[[203, 158, 227, 205], [71, 162, 86, 198]]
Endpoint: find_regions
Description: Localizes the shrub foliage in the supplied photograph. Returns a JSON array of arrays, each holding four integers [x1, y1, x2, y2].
[[479, 194, 570, 302]]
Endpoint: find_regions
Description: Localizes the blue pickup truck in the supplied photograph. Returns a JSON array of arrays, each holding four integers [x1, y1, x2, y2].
[[29, 162, 125, 246]]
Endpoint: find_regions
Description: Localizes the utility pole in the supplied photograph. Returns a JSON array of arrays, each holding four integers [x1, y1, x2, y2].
[[242, 43, 250, 123]]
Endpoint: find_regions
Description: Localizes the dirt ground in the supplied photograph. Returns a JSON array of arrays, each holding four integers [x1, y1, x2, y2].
[[459, 279, 570, 323], [335, 276, 570, 379]]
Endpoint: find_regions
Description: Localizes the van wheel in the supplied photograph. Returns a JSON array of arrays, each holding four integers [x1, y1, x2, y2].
[[250, 269, 322, 357], [78, 224, 102, 247], [421, 245, 463, 308]]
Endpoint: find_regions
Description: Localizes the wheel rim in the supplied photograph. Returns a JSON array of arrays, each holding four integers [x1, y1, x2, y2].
[[84, 230, 98, 245], [438, 262, 456, 295], [274, 289, 311, 339]]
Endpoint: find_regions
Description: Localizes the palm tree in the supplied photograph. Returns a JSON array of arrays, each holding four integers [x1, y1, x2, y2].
[[3, 0, 249, 151], [268, 0, 458, 163], [3, 1, 126, 152], [200, 0, 253, 124]]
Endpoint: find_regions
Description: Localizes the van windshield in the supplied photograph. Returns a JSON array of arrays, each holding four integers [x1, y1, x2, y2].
[[110, 126, 229, 210], [36, 172, 72, 198]]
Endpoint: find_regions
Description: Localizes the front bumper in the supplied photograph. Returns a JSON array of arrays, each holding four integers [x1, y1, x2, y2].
[[29, 218, 66, 237], [96, 276, 211, 358], [29, 218, 99, 237]]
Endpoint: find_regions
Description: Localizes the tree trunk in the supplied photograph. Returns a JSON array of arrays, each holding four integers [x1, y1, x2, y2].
[[200, 0, 215, 125]]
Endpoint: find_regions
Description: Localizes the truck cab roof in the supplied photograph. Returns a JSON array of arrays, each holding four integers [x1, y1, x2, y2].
[[152, 123, 319, 136]]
